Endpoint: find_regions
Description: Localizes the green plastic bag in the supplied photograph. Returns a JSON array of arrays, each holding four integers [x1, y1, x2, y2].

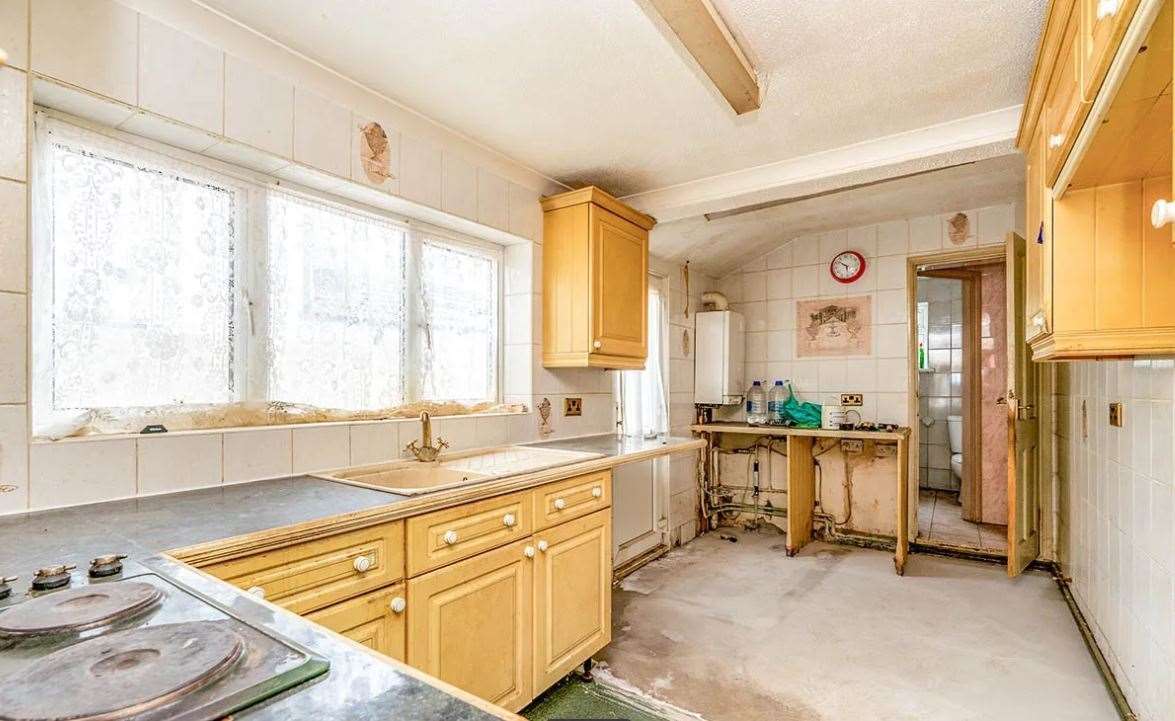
[[782, 386, 822, 428]]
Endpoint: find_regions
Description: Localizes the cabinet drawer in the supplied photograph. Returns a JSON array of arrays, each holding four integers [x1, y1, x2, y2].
[[406, 491, 533, 576], [1044, 4, 1089, 186], [203, 520, 404, 615], [306, 583, 407, 662], [533, 470, 611, 531]]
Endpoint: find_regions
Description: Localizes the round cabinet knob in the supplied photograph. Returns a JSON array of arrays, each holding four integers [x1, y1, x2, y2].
[[502, 513, 517, 527], [1152, 198, 1175, 229], [591, 486, 603, 499], [353, 555, 373, 573], [1047, 133, 1064, 150], [247, 586, 266, 599], [537, 540, 549, 553], [1097, 0, 1120, 19], [442, 530, 459, 546], [523, 546, 536, 558], [389, 596, 407, 614], [553, 498, 567, 510], [593, 339, 602, 349]]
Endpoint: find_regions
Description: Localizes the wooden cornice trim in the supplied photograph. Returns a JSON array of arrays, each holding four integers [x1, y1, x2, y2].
[[541, 186, 656, 230]]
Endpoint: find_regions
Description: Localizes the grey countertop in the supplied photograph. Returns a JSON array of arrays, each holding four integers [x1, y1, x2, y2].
[[0, 433, 701, 720]]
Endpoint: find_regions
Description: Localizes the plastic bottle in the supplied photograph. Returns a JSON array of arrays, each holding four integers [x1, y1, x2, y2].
[[918, 341, 927, 370], [768, 380, 788, 425], [746, 381, 767, 425]]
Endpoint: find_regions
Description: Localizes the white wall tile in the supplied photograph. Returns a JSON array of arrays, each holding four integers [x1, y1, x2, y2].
[[767, 330, 793, 361], [477, 168, 509, 230], [909, 215, 942, 252], [765, 243, 791, 269], [873, 255, 907, 291], [505, 293, 535, 345], [844, 359, 877, 392], [426, 416, 478, 452], [0, 179, 25, 292], [505, 242, 538, 295], [441, 152, 478, 220], [876, 324, 909, 358], [293, 88, 350, 178], [766, 300, 794, 331], [29, 439, 136, 509], [0, 292, 25, 403], [31, 0, 138, 105], [977, 204, 1014, 246], [475, 416, 510, 447], [137, 433, 222, 495], [793, 265, 820, 298], [876, 289, 908, 324], [876, 358, 909, 392], [792, 236, 820, 265], [818, 229, 848, 259], [508, 182, 541, 241], [847, 224, 878, 257], [223, 429, 292, 483], [225, 56, 293, 158], [350, 423, 398, 466], [399, 135, 442, 208], [0, 404, 28, 513], [292, 424, 350, 473], [0, 0, 28, 70], [350, 114, 400, 193], [138, 18, 223, 134], [0, 67, 26, 181], [746, 331, 766, 362], [876, 219, 909, 256], [741, 254, 766, 272], [740, 300, 766, 332], [742, 271, 766, 301]]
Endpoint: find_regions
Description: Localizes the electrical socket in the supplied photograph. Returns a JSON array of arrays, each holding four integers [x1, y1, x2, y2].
[[1109, 402, 1124, 427], [841, 439, 864, 454], [563, 397, 582, 416], [840, 393, 863, 407]]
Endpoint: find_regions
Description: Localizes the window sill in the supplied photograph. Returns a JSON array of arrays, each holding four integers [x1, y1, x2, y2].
[[30, 410, 531, 446]]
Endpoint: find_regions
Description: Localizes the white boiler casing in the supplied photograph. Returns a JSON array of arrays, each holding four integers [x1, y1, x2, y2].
[[694, 310, 745, 405]]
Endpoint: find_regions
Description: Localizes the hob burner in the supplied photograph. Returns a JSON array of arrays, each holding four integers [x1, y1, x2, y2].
[[89, 554, 127, 578], [30, 564, 75, 591], [0, 621, 244, 721], [0, 581, 164, 637]]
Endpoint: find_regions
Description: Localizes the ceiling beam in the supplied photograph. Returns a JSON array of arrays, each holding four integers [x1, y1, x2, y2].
[[645, 0, 759, 114]]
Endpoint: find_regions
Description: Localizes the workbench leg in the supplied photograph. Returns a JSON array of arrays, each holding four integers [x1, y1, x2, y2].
[[786, 435, 815, 555]]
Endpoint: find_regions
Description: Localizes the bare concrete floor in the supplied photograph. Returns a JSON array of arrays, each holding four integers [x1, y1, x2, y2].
[[597, 529, 1118, 721]]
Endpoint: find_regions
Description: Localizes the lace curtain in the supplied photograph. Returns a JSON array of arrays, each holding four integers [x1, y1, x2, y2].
[[265, 191, 408, 410], [30, 114, 503, 437], [417, 238, 499, 404], [32, 115, 244, 432], [618, 280, 668, 438]]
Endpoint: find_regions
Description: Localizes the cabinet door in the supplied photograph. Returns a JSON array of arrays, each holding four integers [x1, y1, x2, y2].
[[533, 509, 612, 695], [305, 583, 406, 662], [1044, 4, 1090, 186], [590, 205, 647, 360], [1080, 0, 1141, 101], [407, 538, 534, 712], [1024, 124, 1049, 341]]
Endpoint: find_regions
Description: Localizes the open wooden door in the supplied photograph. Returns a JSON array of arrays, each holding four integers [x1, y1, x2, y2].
[[1005, 232, 1041, 576]]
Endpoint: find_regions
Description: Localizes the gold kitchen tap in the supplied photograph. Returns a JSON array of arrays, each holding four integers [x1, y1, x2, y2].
[[405, 411, 448, 462]]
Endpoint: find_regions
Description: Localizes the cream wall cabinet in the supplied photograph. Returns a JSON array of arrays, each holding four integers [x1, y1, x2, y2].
[[541, 187, 654, 370], [1018, 0, 1175, 360]]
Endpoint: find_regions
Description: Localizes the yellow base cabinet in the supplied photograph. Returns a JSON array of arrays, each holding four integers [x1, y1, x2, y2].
[[541, 186, 655, 370], [305, 583, 407, 662], [533, 509, 611, 694], [1019, 0, 1175, 360], [407, 538, 536, 712]]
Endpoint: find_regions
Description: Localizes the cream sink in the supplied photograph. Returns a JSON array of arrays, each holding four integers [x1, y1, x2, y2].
[[314, 445, 605, 496]]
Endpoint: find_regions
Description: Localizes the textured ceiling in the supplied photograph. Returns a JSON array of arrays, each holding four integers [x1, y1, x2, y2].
[[197, 0, 1045, 197], [654, 154, 1025, 277]]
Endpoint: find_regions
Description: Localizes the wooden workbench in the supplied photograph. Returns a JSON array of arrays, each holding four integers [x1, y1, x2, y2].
[[690, 423, 912, 575]]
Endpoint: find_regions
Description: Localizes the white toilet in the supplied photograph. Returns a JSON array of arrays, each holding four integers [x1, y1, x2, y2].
[[947, 415, 963, 481]]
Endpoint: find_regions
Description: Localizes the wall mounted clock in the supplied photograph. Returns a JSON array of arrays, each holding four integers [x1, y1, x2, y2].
[[829, 250, 866, 284]]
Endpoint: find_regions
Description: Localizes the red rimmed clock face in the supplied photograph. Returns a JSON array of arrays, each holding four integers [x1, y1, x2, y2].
[[830, 250, 866, 284]]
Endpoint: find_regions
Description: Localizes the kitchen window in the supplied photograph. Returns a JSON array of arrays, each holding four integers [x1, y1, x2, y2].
[[30, 115, 501, 436], [616, 276, 668, 438]]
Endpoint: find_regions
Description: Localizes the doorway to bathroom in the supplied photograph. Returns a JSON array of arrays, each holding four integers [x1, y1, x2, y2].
[[913, 259, 1009, 554]]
